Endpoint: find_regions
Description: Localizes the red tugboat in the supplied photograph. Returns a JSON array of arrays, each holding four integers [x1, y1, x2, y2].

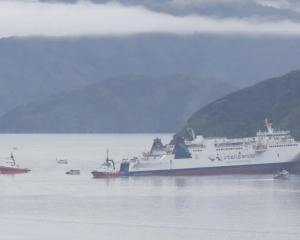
[[91, 150, 121, 178], [0, 153, 31, 174]]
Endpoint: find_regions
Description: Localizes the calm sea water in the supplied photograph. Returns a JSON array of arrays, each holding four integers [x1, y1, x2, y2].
[[1, 134, 300, 240]]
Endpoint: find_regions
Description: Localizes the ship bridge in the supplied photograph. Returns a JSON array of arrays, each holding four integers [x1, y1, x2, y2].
[[256, 119, 292, 139]]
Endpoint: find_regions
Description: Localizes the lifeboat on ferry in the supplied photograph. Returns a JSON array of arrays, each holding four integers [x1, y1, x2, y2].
[[0, 153, 31, 174]]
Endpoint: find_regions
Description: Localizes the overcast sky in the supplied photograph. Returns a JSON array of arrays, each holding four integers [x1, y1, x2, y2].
[[1, 0, 300, 38]]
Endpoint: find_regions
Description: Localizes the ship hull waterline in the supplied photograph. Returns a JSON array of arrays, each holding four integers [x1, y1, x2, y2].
[[0, 166, 31, 174], [92, 161, 300, 178], [91, 170, 121, 178]]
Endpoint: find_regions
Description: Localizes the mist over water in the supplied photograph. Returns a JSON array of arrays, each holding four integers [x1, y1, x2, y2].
[[1, 134, 300, 240]]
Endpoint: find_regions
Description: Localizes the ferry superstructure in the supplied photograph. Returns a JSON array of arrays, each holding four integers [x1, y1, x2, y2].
[[91, 120, 300, 178]]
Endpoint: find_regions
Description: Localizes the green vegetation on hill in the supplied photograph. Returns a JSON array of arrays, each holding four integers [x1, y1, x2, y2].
[[185, 70, 300, 140]]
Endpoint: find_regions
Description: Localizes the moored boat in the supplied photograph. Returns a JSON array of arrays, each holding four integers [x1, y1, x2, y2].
[[273, 169, 289, 180], [66, 169, 80, 175], [0, 153, 31, 174], [56, 158, 68, 164]]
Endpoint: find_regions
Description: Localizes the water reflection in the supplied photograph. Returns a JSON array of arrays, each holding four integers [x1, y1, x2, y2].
[[174, 177, 188, 187]]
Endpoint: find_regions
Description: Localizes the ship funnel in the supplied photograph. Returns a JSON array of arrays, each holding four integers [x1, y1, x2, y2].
[[150, 138, 164, 155], [120, 161, 130, 173], [173, 137, 192, 159]]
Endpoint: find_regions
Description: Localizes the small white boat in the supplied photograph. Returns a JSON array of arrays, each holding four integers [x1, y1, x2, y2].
[[56, 159, 68, 164], [66, 169, 80, 175], [273, 169, 289, 180]]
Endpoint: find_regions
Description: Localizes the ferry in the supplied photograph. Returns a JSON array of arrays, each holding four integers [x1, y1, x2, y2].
[[92, 120, 300, 178], [0, 153, 31, 174]]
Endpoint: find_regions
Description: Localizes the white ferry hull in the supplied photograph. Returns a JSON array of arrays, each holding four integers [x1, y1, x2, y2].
[[125, 142, 300, 176], [125, 160, 300, 176]]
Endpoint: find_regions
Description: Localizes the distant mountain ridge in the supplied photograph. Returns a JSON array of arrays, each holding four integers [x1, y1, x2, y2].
[[0, 75, 233, 133], [1, 35, 300, 117], [184, 70, 300, 140]]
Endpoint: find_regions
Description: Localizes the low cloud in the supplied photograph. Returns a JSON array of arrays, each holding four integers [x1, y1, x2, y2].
[[171, 0, 251, 7], [256, 0, 290, 9], [255, 0, 300, 12], [1, 0, 300, 38]]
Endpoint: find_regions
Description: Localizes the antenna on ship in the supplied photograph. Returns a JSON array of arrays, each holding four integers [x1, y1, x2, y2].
[[186, 128, 196, 140], [105, 148, 115, 170], [10, 152, 16, 166], [265, 118, 273, 134], [106, 149, 109, 161]]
